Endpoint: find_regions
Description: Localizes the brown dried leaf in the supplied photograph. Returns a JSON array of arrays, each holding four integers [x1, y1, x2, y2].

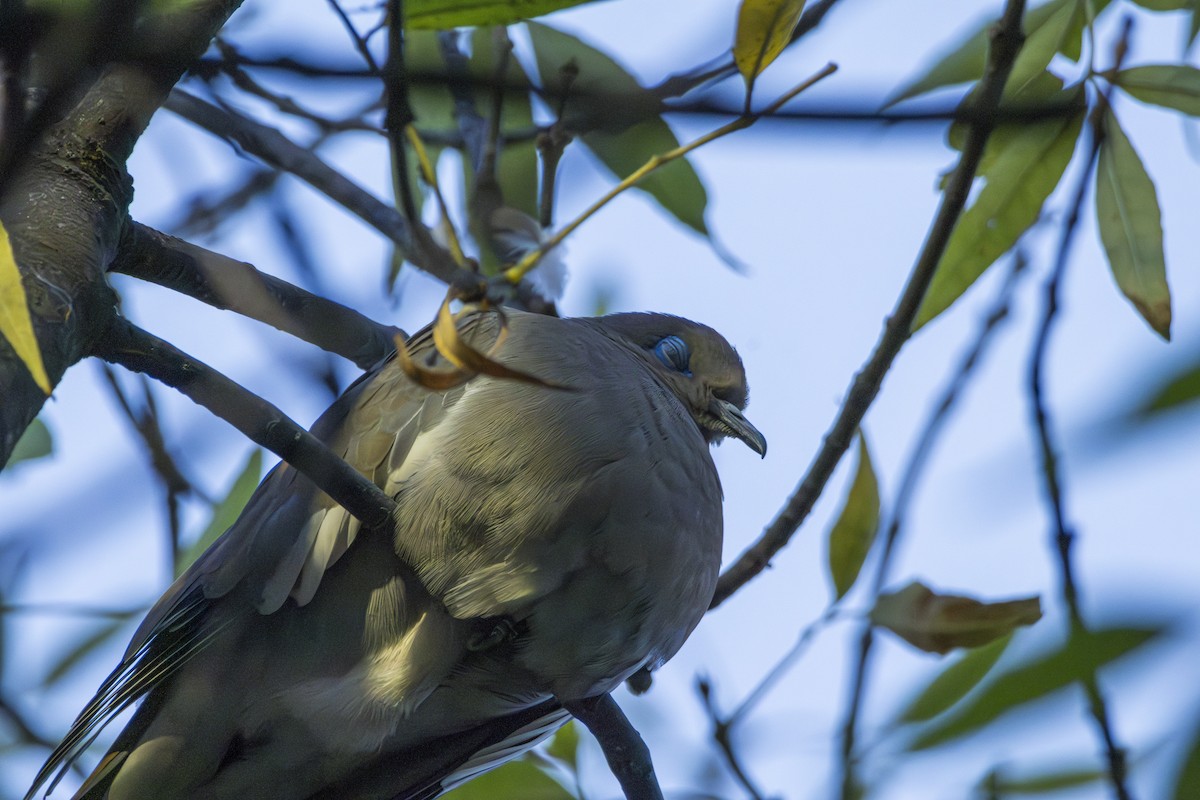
[[432, 299, 572, 390], [394, 332, 476, 391], [870, 581, 1042, 655]]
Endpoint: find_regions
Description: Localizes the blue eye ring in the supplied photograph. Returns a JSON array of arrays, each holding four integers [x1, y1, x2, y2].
[[654, 335, 692, 376]]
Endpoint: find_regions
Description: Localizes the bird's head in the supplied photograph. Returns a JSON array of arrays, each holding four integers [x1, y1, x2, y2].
[[597, 313, 767, 457]]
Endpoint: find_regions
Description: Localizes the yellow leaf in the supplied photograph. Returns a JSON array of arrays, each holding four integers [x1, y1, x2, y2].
[[733, 0, 807, 84], [0, 221, 51, 394]]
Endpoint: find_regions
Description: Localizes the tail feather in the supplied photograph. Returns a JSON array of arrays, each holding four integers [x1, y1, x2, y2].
[[304, 701, 568, 800]]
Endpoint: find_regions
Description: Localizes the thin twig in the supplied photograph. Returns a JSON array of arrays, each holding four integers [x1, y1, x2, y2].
[[698, 677, 766, 800], [91, 318, 399, 531], [211, 39, 380, 135], [384, 0, 420, 224], [478, 26, 512, 194], [837, 253, 1027, 798], [438, 31, 488, 173], [405, 125, 468, 266], [711, 0, 1029, 611], [99, 367, 195, 574], [1026, 21, 1135, 800], [699, 608, 841, 800], [562, 694, 664, 800], [163, 89, 467, 286], [0, 602, 142, 618], [537, 61, 577, 229], [653, 0, 845, 101], [503, 63, 839, 285], [325, 0, 381, 72]]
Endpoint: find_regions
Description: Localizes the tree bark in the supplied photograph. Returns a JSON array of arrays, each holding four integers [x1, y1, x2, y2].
[[0, 0, 245, 466]]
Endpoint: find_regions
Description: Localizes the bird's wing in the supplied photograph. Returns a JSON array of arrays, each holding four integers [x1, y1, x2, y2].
[[26, 314, 503, 800]]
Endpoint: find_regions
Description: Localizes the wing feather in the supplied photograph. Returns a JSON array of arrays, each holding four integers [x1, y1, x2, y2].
[[28, 314, 504, 798]]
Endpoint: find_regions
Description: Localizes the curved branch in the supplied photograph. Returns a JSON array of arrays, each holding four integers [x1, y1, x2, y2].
[[711, 0, 1030, 609], [113, 223, 400, 370], [561, 694, 663, 800], [91, 316, 398, 530]]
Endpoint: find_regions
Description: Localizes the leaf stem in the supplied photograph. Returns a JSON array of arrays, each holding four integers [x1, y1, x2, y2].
[[502, 62, 838, 286]]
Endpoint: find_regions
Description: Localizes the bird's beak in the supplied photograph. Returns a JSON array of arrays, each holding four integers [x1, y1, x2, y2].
[[710, 399, 767, 457]]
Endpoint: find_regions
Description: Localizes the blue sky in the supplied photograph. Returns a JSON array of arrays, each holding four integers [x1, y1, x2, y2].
[[3, 2, 1200, 798]]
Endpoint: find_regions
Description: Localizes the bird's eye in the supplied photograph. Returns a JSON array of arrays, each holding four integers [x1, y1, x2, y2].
[[654, 335, 691, 375]]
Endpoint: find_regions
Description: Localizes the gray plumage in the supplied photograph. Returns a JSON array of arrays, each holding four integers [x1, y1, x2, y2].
[[28, 309, 765, 800]]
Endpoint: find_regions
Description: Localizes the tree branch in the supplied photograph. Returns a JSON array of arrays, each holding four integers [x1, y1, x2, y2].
[[162, 89, 467, 286], [111, 222, 399, 370], [0, 0, 248, 467], [837, 253, 1027, 799], [711, 0, 1030, 610], [561, 694, 663, 800], [90, 317, 398, 530], [1026, 21, 1135, 800]]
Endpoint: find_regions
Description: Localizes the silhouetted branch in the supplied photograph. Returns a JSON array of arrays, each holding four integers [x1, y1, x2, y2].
[[838, 252, 1026, 798], [112, 223, 400, 370], [697, 677, 766, 800], [100, 367, 196, 572], [1026, 21, 1135, 800], [91, 317, 399, 530], [163, 89, 467, 286], [562, 694, 663, 800], [712, 0, 1030, 611]]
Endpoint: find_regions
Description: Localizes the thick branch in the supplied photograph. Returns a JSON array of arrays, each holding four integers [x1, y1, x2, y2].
[[112, 223, 399, 370], [91, 316, 398, 530], [561, 694, 663, 800], [711, 0, 1029, 609], [0, 0, 246, 466]]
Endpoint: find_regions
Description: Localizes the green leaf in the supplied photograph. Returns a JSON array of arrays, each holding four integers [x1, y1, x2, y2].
[[543, 720, 580, 773], [1114, 65, 1200, 117], [178, 449, 263, 576], [1095, 110, 1171, 339], [1172, 722, 1200, 799], [1129, 0, 1195, 9], [440, 757, 574, 799], [871, 582, 1041, 655], [910, 626, 1162, 750], [895, 633, 1013, 724], [407, 0, 604, 29], [981, 765, 1104, 794], [1133, 362, 1200, 418], [528, 22, 709, 234], [826, 434, 880, 600], [914, 93, 1084, 330], [0, 220, 51, 394], [8, 419, 52, 467], [886, 0, 1110, 106], [1004, 0, 1097, 97], [733, 0, 807, 85]]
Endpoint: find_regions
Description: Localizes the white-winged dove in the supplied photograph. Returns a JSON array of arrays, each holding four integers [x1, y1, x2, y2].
[[29, 309, 765, 800]]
